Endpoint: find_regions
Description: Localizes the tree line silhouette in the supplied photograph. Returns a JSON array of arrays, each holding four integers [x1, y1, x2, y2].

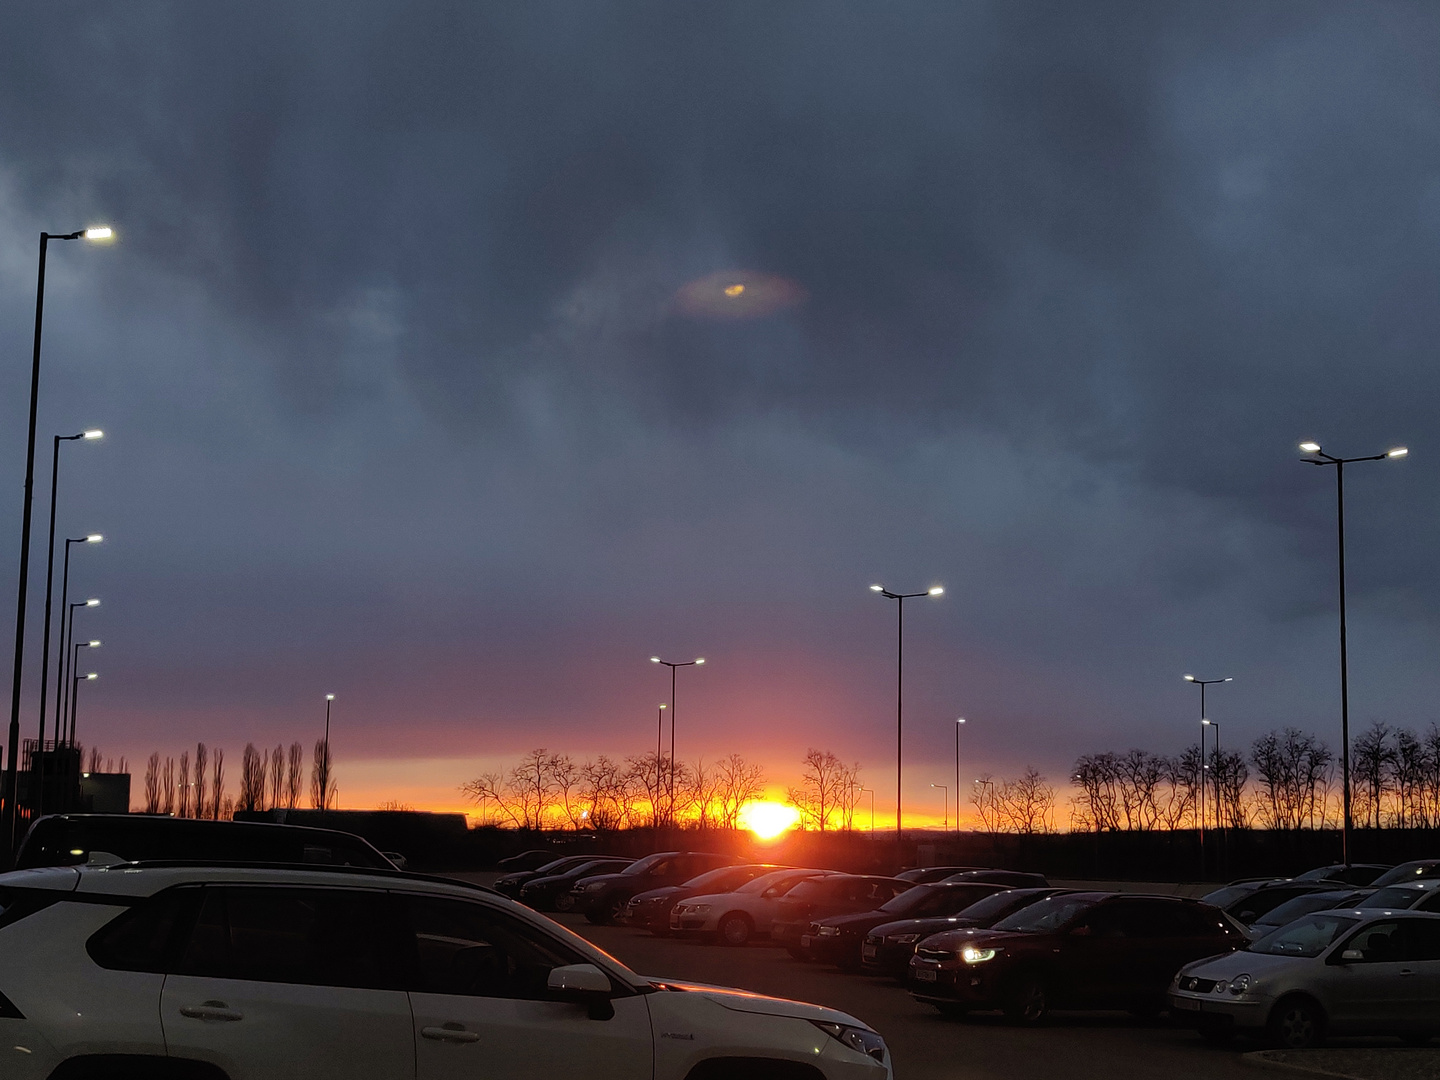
[[133, 739, 336, 817]]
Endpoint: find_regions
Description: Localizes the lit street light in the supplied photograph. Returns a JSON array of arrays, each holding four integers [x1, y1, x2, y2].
[[4, 225, 113, 861], [870, 583, 943, 842], [38, 533, 101, 816], [59, 596, 101, 746], [69, 664, 99, 747], [650, 656, 704, 824], [954, 718, 966, 835], [320, 694, 336, 810], [930, 784, 949, 831], [67, 640, 100, 745], [655, 703, 667, 806], [1184, 674, 1230, 878], [1203, 718, 1222, 834], [1299, 440, 1407, 867]]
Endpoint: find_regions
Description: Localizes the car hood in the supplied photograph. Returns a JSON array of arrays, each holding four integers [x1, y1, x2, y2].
[[920, 927, 1036, 950], [577, 873, 628, 888], [870, 915, 981, 939], [632, 885, 685, 903], [651, 978, 873, 1030], [816, 910, 893, 935], [1179, 949, 1309, 980]]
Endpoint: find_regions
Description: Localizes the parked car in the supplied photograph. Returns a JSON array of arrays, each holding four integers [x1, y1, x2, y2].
[[1218, 881, 1339, 926], [1353, 880, 1440, 911], [0, 862, 893, 1080], [496, 848, 565, 870], [517, 857, 634, 911], [1294, 863, 1391, 887], [909, 892, 1246, 1022], [802, 882, 1006, 969], [941, 869, 1049, 888], [1370, 859, 1440, 888], [895, 866, 989, 884], [624, 863, 785, 934], [862, 888, 1072, 977], [573, 851, 740, 924], [495, 854, 609, 898], [1171, 909, 1440, 1048], [771, 876, 913, 957], [671, 867, 838, 944], [15, 813, 395, 871], [1247, 890, 1373, 936]]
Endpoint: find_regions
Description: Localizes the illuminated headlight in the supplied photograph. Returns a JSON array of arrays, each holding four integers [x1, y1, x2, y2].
[[960, 945, 997, 964], [809, 1020, 887, 1064], [1228, 974, 1252, 995], [890, 933, 923, 944], [817, 925, 840, 937]]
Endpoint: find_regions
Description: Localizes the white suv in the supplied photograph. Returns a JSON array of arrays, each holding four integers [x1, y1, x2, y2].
[[0, 863, 890, 1080]]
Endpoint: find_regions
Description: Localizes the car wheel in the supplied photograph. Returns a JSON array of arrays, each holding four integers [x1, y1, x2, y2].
[[553, 893, 575, 913], [718, 912, 753, 946], [1001, 976, 1050, 1025], [587, 895, 626, 925], [1268, 996, 1326, 1050]]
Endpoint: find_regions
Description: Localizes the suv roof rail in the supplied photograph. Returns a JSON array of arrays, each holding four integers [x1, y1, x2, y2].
[[96, 860, 499, 896]]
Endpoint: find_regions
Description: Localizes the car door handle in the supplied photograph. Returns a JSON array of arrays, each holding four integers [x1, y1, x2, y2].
[[179, 1001, 243, 1022], [422, 1024, 482, 1043], [1399, 969, 1416, 977]]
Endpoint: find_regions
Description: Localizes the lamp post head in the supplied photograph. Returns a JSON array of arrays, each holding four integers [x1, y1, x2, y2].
[[1184, 674, 1196, 682], [325, 694, 335, 701], [694, 657, 705, 665], [1202, 718, 1212, 726], [83, 672, 97, 681], [82, 227, 114, 241], [84, 598, 100, 607], [1388, 447, 1409, 458], [928, 586, 944, 597], [956, 717, 966, 725], [659, 703, 666, 709], [650, 656, 661, 663], [1224, 677, 1234, 682], [83, 640, 100, 648], [869, 584, 884, 592], [85, 534, 103, 543], [82, 429, 104, 440], [1299, 441, 1322, 454]]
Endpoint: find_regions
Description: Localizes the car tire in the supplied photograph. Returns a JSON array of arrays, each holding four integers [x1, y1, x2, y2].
[[1268, 996, 1326, 1050], [553, 893, 575, 912], [718, 912, 754, 946], [587, 895, 627, 925], [1001, 975, 1050, 1025]]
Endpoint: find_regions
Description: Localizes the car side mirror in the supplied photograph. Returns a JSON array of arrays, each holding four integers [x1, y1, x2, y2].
[[546, 964, 614, 1020], [1327, 948, 1364, 965]]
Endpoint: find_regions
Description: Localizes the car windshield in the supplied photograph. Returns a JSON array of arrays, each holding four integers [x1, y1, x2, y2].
[[682, 865, 764, 891], [1371, 862, 1440, 888], [954, 890, 1042, 923], [1201, 885, 1259, 908], [1249, 914, 1358, 957], [534, 856, 582, 874], [1356, 886, 1427, 909], [993, 895, 1094, 933], [622, 853, 670, 875], [1294, 867, 1340, 881], [1255, 892, 1357, 926], [783, 879, 830, 901], [737, 870, 812, 895], [878, 884, 945, 915]]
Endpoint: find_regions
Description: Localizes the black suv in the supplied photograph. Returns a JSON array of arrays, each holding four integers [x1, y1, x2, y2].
[[574, 851, 739, 924]]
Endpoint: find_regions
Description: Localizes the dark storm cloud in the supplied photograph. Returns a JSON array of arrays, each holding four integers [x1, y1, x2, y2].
[[2, 1, 1439, 787]]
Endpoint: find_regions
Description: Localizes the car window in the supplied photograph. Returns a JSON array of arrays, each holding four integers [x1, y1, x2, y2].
[[1201, 885, 1257, 908], [994, 895, 1094, 933], [176, 886, 405, 989], [1116, 901, 1195, 938], [1358, 887, 1426, 910], [784, 880, 829, 901], [1371, 862, 1440, 888], [89, 887, 199, 972], [1250, 914, 1358, 957], [405, 896, 589, 999], [1343, 920, 1410, 962], [1408, 919, 1440, 959]]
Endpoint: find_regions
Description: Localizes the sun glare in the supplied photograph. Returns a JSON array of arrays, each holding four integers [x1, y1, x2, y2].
[[737, 800, 801, 841]]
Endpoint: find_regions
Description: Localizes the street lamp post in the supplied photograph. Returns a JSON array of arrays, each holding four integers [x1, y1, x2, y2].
[[954, 718, 966, 835], [860, 787, 875, 834], [320, 694, 335, 810], [60, 598, 100, 746], [930, 784, 949, 831], [1203, 718, 1222, 828], [4, 226, 113, 861], [1299, 441, 1407, 867], [870, 584, 943, 843], [650, 656, 704, 824], [38, 531, 100, 816], [1184, 674, 1230, 878], [655, 703, 667, 815], [67, 640, 100, 745], [70, 673, 97, 752]]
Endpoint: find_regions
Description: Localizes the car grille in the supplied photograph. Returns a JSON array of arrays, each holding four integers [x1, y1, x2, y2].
[[1177, 976, 1218, 993], [915, 947, 951, 962]]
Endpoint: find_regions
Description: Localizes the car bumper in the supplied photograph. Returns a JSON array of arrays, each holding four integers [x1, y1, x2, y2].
[[772, 920, 809, 948], [860, 941, 916, 975], [625, 902, 671, 929], [801, 933, 855, 964], [907, 960, 1003, 1007], [1168, 990, 1269, 1030]]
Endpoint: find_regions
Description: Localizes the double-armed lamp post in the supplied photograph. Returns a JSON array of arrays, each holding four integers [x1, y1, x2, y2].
[[650, 656, 704, 824], [3, 226, 113, 860], [871, 583, 943, 842], [1299, 440, 1407, 866], [1184, 674, 1230, 878]]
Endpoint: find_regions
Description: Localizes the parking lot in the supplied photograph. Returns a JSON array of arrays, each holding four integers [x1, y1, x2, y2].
[[543, 907, 1268, 1080]]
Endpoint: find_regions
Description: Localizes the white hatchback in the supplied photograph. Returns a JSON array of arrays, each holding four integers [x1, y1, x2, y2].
[[0, 863, 890, 1080], [671, 869, 838, 946]]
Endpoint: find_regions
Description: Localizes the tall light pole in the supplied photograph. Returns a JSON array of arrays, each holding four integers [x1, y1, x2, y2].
[[1203, 719, 1221, 831], [870, 583, 944, 842], [60, 598, 100, 746], [1299, 440, 1407, 867], [1184, 674, 1230, 878], [70, 673, 97, 754], [67, 640, 100, 745], [650, 656, 704, 824], [36, 434, 102, 768], [321, 694, 335, 810], [4, 225, 113, 861], [39, 534, 100, 816], [954, 718, 966, 834], [860, 787, 875, 833], [52, 538, 101, 749], [930, 784, 949, 831], [655, 703, 667, 817]]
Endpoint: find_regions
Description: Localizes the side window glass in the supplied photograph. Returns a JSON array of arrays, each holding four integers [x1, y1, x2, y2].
[[1345, 921, 1404, 962], [88, 887, 199, 972], [406, 897, 588, 999], [176, 886, 403, 989], [1409, 920, 1440, 961]]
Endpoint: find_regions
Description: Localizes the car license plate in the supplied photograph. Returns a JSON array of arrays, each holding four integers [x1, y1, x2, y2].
[[1173, 997, 1200, 1011], [915, 968, 937, 982], [800, 935, 812, 948], [862, 945, 877, 959]]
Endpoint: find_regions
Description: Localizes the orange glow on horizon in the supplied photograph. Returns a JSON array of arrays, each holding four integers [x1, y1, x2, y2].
[[736, 800, 801, 840]]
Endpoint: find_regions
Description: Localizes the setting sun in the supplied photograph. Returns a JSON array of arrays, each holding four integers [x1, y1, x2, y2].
[[736, 800, 801, 840]]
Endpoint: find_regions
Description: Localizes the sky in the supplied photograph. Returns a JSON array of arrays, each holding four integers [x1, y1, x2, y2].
[[2, 2, 1439, 824]]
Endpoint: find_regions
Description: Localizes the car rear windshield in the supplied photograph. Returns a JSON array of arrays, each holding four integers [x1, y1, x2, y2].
[[993, 895, 1094, 933], [1371, 862, 1440, 888], [1255, 892, 1357, 927], [1356, 886, 1428, 909], [1249, 914, 1358, 957], [783, 879, 829, 901], [1201, 885, 1257, 908], [953, 889, 1041, 923], [682, 865, 760, 891]]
